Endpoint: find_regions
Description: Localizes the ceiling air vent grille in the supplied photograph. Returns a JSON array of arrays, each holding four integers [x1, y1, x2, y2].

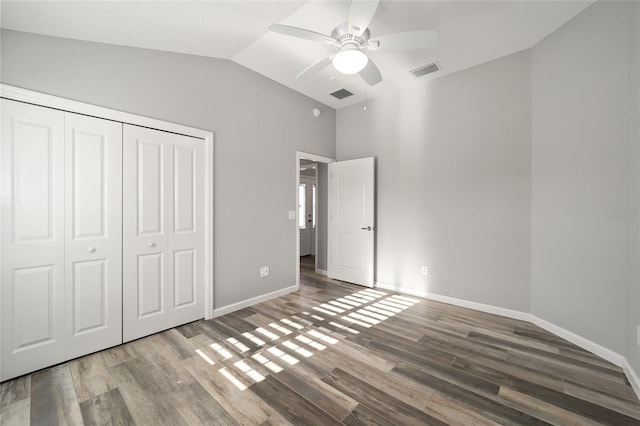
[[409, 62, 440, 78], [330, 89, 354, 100]]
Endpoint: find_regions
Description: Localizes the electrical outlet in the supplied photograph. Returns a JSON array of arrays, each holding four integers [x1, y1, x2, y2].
[[260, 266, 269, 278], [421, 265, 428, 276]]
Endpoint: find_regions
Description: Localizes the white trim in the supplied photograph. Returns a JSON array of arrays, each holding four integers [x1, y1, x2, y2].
[[374, 281, 531, 322], [528, 316, 625, 368], [374, 280, 640, 400], [315, 269, 328, 276], [313, 166, 318, 260], [213, 284, 299, 318], [204, 134, 215, 320], [623, 359, 640, 399], [298, 152, 335, 164], [1, 84, 212, 140], [1, 84, 216, 321], [295, 151, 335, 289]]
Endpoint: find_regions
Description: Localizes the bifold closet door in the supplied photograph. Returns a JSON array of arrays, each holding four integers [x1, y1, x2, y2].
[[64, 113, 122, 359], [1, 101, 124, 381], [122, 124, 204, 342], [1, 100, 65, 380]]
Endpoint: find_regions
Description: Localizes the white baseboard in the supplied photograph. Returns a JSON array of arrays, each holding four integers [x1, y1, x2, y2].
[[535, 319, 640, 400], [315, 269, 327, 276], [374, 281, 531, 322], [623, 359, 640, 399], [213, 284, 299, 318], [528, 315, 625, 368], [374, 280, 640, 400]]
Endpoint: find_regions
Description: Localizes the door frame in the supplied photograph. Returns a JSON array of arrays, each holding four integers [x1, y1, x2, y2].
[[295, 151, 335, 288], [0, 84, 216, 320], [299, 173, 316, 257]]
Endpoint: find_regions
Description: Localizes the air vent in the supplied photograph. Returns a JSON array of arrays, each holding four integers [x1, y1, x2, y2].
[[409, 62, 440, 78], [330, 89, 354, 100]]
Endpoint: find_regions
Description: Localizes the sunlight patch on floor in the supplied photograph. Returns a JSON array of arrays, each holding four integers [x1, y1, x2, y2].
[[195, 349, 215, 365], [219, 367, 247, 391], [242, 332, 266, 346], [210, 343, 234, 360], [234, 360, 265, 383], [255, 327, 279, 341], [226, 337, 250, 353], [251, 352, 283, 373], [196, 286, 419, 392], [281, 318, 304, 329]]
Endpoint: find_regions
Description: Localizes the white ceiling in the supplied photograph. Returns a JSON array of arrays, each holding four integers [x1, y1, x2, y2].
[[1, 1, 594, 109]]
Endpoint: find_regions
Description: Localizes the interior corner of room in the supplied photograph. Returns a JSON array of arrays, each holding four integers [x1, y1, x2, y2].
[[1, 0, 639, 412]]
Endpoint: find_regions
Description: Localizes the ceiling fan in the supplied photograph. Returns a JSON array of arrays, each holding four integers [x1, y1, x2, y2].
[[268, 0, 438, 86]]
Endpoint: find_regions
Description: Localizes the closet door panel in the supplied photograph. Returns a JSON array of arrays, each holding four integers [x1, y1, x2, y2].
[[123, 124, 204, 342], [138, 141, 163, 235], [174, 249, 195, 308], [174, 146, 195, 233], [64, 113, 122, 359], [171, 136, 204, 324], [138, 252, 164, 317], [71, 259, 106, 333], [1, 99, 65, 381], [12, 266, 56, 348]]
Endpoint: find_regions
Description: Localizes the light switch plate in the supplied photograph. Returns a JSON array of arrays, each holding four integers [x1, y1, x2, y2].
[[288, 210, 296, 220]]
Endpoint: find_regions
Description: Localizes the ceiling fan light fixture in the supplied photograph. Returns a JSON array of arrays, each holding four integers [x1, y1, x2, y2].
[[332, 45, 368, 75]]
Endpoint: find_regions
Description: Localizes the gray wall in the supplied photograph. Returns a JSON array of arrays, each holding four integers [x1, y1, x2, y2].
[[337, 50, 532, 312], [335, 0, 640, 370], [0, 29, 336, 309], [530, 1, 638, 356], [627, 0, 640, 377]]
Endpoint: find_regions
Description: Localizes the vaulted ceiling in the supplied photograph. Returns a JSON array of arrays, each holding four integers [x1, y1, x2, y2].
[[1, 1, 594, 109]]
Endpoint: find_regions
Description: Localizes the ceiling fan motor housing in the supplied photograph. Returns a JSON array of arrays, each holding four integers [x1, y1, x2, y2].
[[331, 23, 370, 50]]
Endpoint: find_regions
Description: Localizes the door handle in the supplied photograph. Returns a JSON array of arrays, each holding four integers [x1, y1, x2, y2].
[[361, 226, 372, 231], [148, 242, 156, 248], [88, 247, 96, 253]]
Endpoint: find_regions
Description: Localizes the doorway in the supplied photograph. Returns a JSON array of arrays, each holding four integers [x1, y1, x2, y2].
[[299, 168, 316, 257], [296, 152, 335, 287]]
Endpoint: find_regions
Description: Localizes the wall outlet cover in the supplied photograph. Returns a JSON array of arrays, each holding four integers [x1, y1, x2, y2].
[[260, 266, 270, 278], [421, 266, 429, 276]]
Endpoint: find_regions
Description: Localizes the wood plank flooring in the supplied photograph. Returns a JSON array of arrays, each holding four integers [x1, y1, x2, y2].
[[2, 263, 640, 425]]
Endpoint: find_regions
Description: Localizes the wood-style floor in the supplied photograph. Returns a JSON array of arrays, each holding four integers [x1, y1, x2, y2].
[[2, 258, 640, 425]]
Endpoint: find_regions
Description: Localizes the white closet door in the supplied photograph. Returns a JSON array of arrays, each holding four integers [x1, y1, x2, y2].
[[64, 113, 122, 358], [1, 100, 65, 381], [122, 124, 204, 342]]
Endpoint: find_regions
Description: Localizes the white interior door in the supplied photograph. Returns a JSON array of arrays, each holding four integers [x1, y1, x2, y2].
[[123, 124, 204, 342], [64, 113, 122, 358], [328, 157, 375, 287], [1, 100, 66, 380]]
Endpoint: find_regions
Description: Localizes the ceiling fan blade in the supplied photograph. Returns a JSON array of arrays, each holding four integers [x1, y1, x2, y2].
[[297, 55, 334, 79], [359, 58, 382, 86], [269, 24, 335, 43], [369, 30, 439, 51], [348, 0, 380, 37]]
